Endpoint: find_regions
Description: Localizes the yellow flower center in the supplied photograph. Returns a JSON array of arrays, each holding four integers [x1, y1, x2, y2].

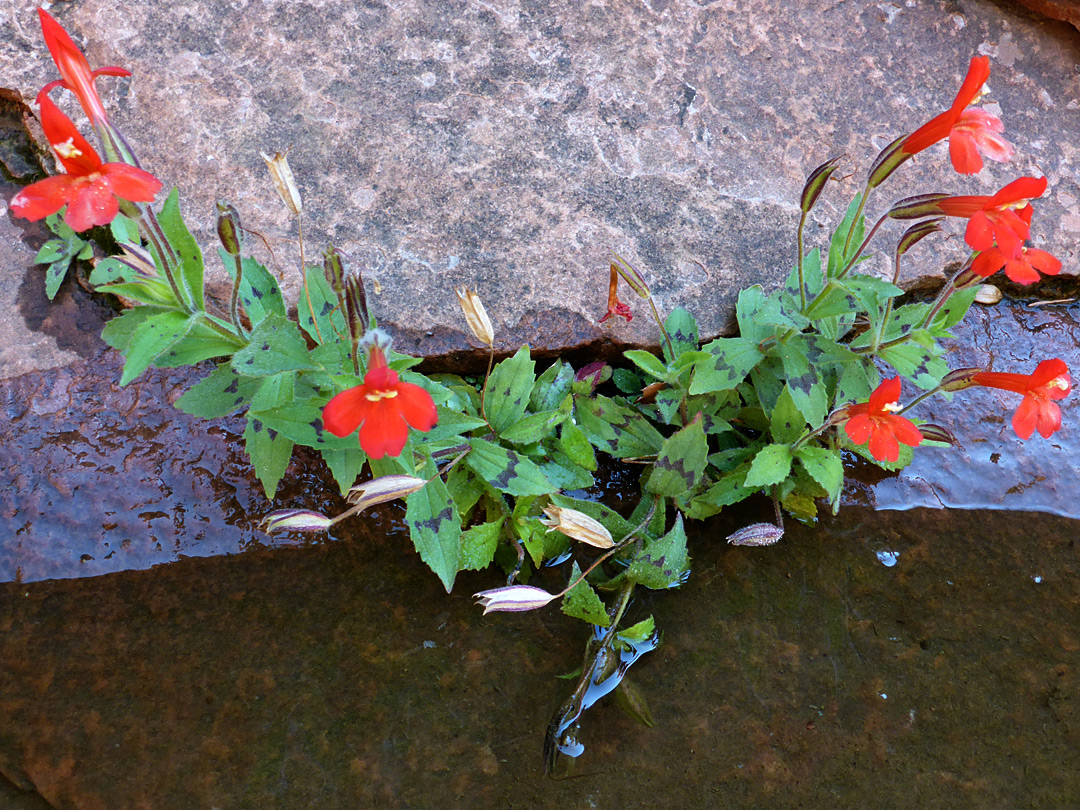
[[365, 389, 398, 402], [54, 138, 82, 159], [1048, 377, 1070, 391], [882, 401, 902, 413]]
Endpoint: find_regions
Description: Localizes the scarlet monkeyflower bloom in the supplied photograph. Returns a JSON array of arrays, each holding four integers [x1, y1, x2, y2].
[[843, 377, 924, 463], [903, 56, 1014, 175], [36, 8, 131, 127], [971, 243, 1061, 285], [322, 344, 438, 459], [599, 264, 632, 323], [937, 176, 1047, 260], [972, 358, 1071, 440], [10, 95, 162, 231]]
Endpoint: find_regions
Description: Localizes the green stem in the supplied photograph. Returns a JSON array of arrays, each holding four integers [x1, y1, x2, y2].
[[897, 385, 943, 416], [229, 253, 246, 336], [835, 211, 890, 280], [796, 211, 808, 310], [841, 182, 871, 259], [138, 208, 191, 314]]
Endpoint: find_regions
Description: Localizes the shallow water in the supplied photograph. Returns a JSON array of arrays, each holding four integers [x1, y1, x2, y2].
[[1, 298, 1078, 807]]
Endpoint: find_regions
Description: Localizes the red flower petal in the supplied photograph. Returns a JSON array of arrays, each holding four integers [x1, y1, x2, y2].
[[867, 424, 900, 463], [844, 413, 873, 445], [38, 94, 102, 175], [948, 131, 983, 174], [38, 8, 112, 125], [65, 179, 119, 231], [9, 175, 77, 221], [100, 163, 163, 202], [359, 401, 408, 459], [394, 381, 439, 431], [323, 387, 374, 437]]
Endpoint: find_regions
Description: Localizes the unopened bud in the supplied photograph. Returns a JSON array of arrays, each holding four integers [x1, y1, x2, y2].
[[346, 475, 427, 510], [259, 509, 333, 534], [800, 156, 843, 213], [456, 287, 495, 346], [896, 217, 944, 257], [345, 275, 370, 344], [261, 149, 302, 216], [540, 505, 614, 548], [610, 253, 650, 299], [216, 201, 243, 256], [917, 424, 960, 447], [887, 194, 949, 220], [727, 522, 784, 547], [108, 243, 157, 278], [574, 361, 611, 394], [867, 135, 911, 190], [951, 267, 982, 291], [324, 245, 347, 297], [474, 585, 556, 615]]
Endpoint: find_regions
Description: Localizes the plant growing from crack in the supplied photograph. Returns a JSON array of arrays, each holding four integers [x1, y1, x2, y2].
[[13, 13, 1073, 773]]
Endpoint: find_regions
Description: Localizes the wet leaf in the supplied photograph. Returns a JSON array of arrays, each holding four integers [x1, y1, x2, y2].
[[531, 360, 576, 411], [629, 514, 690, 590], [558, 420, 597, 471], [460, 519, 503, 571], [646, 416, 707, 498], [613, 678, 656, 728], [575, 395, 664, 459], [120, 311, 196, 385], [561, 562, 611, 627], [321, 445, 365, 496], [244, 417, 294, 499], [795, 445, 844, 504], [770, 385, 807, 444], [405, 457, 461, 592]]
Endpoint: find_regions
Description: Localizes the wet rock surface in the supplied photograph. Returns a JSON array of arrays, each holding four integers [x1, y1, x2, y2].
[[0, 505, 1077, 809], [3, 0, 1080, 368]]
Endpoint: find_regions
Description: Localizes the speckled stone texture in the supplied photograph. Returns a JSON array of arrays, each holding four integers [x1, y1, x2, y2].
[[2, 0, 1079, 368]]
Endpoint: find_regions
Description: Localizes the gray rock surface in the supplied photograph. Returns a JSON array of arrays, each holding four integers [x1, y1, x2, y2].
[[2, 0, 1079, 371]]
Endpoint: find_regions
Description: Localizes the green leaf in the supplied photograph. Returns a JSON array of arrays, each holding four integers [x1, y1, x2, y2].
[[175, 364, 259, 418], [405, 457, 461, 592], [771, 385, 807, 444], [558, 420, 597, 471], [247, 399, 362, 450], [540, 450, 595, 491], [219, 248, 287, 327], [776, 336, 828, 428], [499, 409, 567, 445], [628, 514, 690, 590], [682, 462, 754, 520], [624, 349, 668, 381], [100, 306, 168, 352], [244, 417, 294, 499], [249, 372, 296, 412], [158, 187, 205, 310], [743, 443, 793, 488], [646, 416, 708, 497], [152, 317, 243, 367], [827, 193, 865, 277], [446, 466, 485, 521], [93, 279, 177, 307], [844, 274, 902, 326], [485, 345, 535, 434], [297, 265, 346, 344], [785, 247, 825, 300], [575, 395, 664, 459], [464, 438, 556, 497], [690, 337, 762, 395], [930, 285, 979, 333], [532, 360, 576, 412], [561, 562, 610, 627], [34, 238, 68, 265], [120, 311, 196, 385], [460, 519, 503, 571], [795, 445, 844, 505], [804, 279, 858, 320], [878, 335, 949, 390], [663, 307, 699, 362], [231, 313, 318, 376], [110, 214, 140, 244], [322, 446, 366, 496], [44, 260, 70, 300]]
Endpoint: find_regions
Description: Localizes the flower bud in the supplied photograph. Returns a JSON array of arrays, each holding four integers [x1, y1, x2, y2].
[[896, 217, 944, 258], [259, 509, 333, 534], [917, 423, 960, 447], [540, 505, 614, 548], [866, 135, 911, 190], [474, 585, 556, 615], [726, 522, 784, 547], [216, 201, 243, 256], [108, 243, 157, 278], [347, 475, 427, 510], [887, 194, 949, 220], [324, 245, 347, 298], [951, 267, 982, 291], [261, 149, 302, 216], [800, 156, 843, 213], [611, 253, 650, 299], [456, 287, 494, 346], [345, 275, 370, 345]]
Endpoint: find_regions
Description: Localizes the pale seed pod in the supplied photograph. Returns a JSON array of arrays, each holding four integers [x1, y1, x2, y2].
[[540, 505, 614, 549], [456, 287, 495, 346], [347, 475, 427, 511], [260, 149, 302, 216], [727, 522, 784, 547], [474, 585, 557, 615], [259, 509, 333, 534]]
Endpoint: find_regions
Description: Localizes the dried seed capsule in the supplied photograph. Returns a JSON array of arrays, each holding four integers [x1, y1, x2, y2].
[[260, 149, 302, 216]]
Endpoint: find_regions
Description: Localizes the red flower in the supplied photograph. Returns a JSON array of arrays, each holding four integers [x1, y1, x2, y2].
[[36, 8, 131, 127], [937, 176, 1047, 259], [843, 377, 923, 463], [323, 345, 438, 459], [599, 263, 632, 324], [971, 244, 1061, 285], [903, 56, 1013, 174], [10, 95, 162, 231], [972, 358, 1071, 440]]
